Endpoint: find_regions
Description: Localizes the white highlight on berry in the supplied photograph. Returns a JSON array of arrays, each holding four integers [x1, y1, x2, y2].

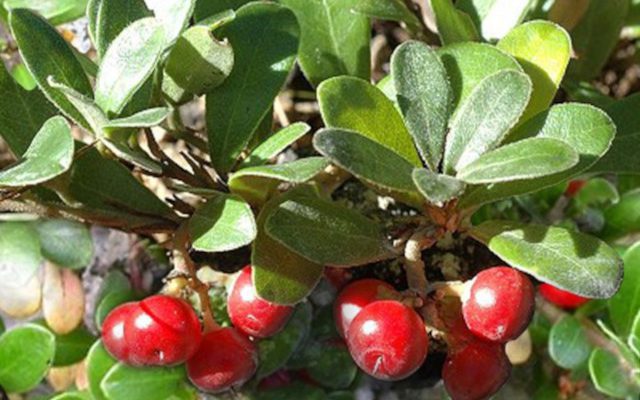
[[474, 287, 496, 308]]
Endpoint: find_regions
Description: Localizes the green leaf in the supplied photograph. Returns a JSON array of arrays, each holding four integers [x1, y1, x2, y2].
[[0, 318, 4, 335], [206, 2, 299, 174], [457, 0, 533, 41], [589, 348, 640, 399], [609, 243, 640, 337], [0, 61, 57, 157], [87, 0, 152, 58], [630, 311, 640, 358], [229, 158, 329, 205], [0, 116, 73, 187], [103, 108, 170, 131], [573, 178, 619, 209], [48, 78, 108, 137], [144, 0, 195, 44], [460, 103, 616, 208], [163, 26, 234, 97], [258, 302, 312, 379], [548, 316, 592, 369], [11, 63, 37, 90], [318, 76, 422, 166], [0, 222, 41, 290], [603, 189, 640, 240], [437, 42, 522, 114], [51, 391, 92, 400], [391, 41, 452, 170], [265, 194, 394, 267], [52, 327, 96, 367], [313, 128, 417, 194], [443, 70, 532, 174], [278, 0, 370, 87], [94, 271, 134, 330], [497, 20, 571, 122], [241, 123, 310, 168], [252, 187, 324, 305], [36, 219, 93, 269], [567, 0, 629, 81], [430, 0, 480, 45], [95, 17, 166, 115], [189, 193, 257, 252], [4, 0, 88, 25], [254, 382, 326, 400], [86, 341, 117, 400], [305, 342, 357, 389], [351, 0, 422, 33], [194, 0, 248, 21], [101, 364, 185, 400], [470, 221, 623, 298], [412, 168, 465, 206], [10, 8, 93, 128], [0, 324, 56, 393], [457, 138, 579, 184]]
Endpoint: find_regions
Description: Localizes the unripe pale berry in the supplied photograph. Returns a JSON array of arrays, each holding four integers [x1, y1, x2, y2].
[[462, 267, 535, 343], [187, 327, 257, 393], [334, 278, 396, 338], [227, 266, 294, 338], [102, 302, 137, 362], [346, 300, 428, 381], [443, 340, 511, 400], [122, 295, 202, 366], [539, 283, 589, 309]]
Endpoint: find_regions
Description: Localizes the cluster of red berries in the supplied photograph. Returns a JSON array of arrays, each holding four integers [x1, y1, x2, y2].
[[102, 266, 294, 393]]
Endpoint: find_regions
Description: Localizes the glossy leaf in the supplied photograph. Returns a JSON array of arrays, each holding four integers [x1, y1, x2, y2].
[[313, 128, 417, 194], [10, 8, 93, 127], [457, 0, 533, 40], [0, 61, 57, 157], [206, 2, 299, 174], [443, 70, 532, 173], [36, 219, 93, 270], [4, 0, 88, 25], [144, 0, 195, 43], [318, 76, 422, 166], [437, 42, 522, 113], [470, 221, 623, 298], [412, 168, 465, 206], [52, 327, 96, 367], [86, 341, 117, 400], [253, 187, 324, 305], [265, 194, 394, 267], [589, 348, 640, 399], [609, 243, 640, 337], [101, 364, 186, 400], [241, 123, 310, 168], [189, 194, 257, 252], [0, 116, 73, 187], [164, 26, 234, 96], [0, 324, 56, 393], [567, 0, 629, 80], [460, 103, 616, 208], [87, 0, 152, 58], [456, 138, 578, 184], [258, 302, 312, 379], [549, 316, 591, 369], [278, 0, 369, 86], [392, 41, 452, 170], [497, 21, 571, 121], [430, 0, 480, 45], [95, 17, 166, 115], [351, 0, 423, 32]]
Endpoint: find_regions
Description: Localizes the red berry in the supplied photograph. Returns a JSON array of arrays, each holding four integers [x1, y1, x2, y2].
[[346, 300, 428, 381], [565, 179, 586, 197], [102, 302, 137, 361], [228, 266, 294, 338], [123, 295, 202, 366], [462, 267, 534, 343], [443, 340, 511, 400], [187, 327, 257, 393], [334, 278, 396, 338], [539, 283, 589, 309]]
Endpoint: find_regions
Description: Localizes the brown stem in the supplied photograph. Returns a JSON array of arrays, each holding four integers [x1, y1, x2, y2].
[[174, 224, 219, 333], [403, 226, 442, 297]]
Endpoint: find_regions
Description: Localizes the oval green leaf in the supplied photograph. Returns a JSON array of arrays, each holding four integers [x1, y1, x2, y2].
[[36, 219, 93, 269], [86, 341, 117, 400], [241, 122, 310, 168], [88, 0, 152, 58], [609, 243, 640, 337], [549, 316, 592, 369], [589, 348, 640, 399], [101, 364, 185, 400], [412, 168, 465, 206]]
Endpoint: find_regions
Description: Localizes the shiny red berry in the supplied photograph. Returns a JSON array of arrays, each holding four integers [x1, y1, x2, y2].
[[462, 267, 534, 343], [539, 283, 589, 309], [227, 266, 294, 338], [102, 302, 137, 362], [346, 300, 428, 381], [334, 278, 396, 338], [123, 295, 202, 366], [187, 327, 257, 393], [443, 340, 511, 400]]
